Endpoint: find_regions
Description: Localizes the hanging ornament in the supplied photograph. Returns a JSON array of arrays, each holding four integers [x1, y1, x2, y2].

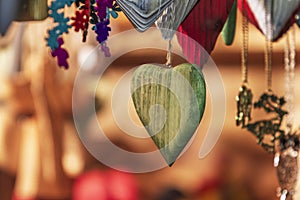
[[176, 0, 234, 66], [131, 62, 206, 166], [155, 0, 199, 40], [71, 0, 91, 42], [51, 37, 70, 69], [238, 0, 300, 41], [46, 0, 74, 69], [46, 0, 121, 69], [116, 0, 173, 32], [221, 0, 237, 46], [274, 26, 300, 200], [93, 0, 120, 57], [236, 0, 253, 128]]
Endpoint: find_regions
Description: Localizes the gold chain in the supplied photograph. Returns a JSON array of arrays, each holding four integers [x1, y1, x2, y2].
[[265, 39, 273, 92], [241, 0, 249, 84], [264, 0, 273, 92], [235, 0, 253, 128]]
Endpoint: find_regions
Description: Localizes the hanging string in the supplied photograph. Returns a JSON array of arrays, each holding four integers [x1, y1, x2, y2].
[[284, 26, 296, 132], [166, 39, 172, 68], [241, 0, 249, 84], [235, 0, 253, 128], [264, 0, 273, 92], [265, 39, 273, 92], [244, 0, 288, 154]]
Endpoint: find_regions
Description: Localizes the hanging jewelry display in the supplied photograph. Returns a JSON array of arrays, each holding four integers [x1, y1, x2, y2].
[[236, 0, 253, 128], [243, 0, 288, 153], [237, 1, 300, 199], [274, 26, 300, 200]]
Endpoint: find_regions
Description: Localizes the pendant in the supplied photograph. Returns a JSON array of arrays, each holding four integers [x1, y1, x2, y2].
[[236, 84, 253, 127], [246, 92, 287, 153]]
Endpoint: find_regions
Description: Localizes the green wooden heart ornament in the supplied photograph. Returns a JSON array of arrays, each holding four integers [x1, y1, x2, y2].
[[131, 63, 206, 166]]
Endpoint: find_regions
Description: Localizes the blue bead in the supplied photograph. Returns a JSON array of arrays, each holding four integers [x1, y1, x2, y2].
[[110, 10, 118, 19]]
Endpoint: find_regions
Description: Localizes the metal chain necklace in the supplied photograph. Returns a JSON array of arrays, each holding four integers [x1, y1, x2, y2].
[[235, 0, 253, 128], [243, 0, 287, 154]]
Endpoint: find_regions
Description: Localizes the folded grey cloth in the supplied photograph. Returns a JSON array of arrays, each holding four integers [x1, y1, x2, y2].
[[155, 0, 199, 40], [117, 0, 173, 32]]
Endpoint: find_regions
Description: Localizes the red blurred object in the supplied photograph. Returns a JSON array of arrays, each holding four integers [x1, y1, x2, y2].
[[73, 170, 107, 200], [196, 178, 222, 194], [73, 169, 138, 200], [237, 0, 300, 41], [177, 0, 234, 66]]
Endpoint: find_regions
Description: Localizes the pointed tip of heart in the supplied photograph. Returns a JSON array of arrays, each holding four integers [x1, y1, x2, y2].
[[168, 162, 175, 167], [161, 149, 183, 167], [160, 151, 178, 167]]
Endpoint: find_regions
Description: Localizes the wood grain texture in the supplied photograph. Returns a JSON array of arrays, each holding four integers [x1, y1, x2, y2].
[[131, 63, 206, 166]]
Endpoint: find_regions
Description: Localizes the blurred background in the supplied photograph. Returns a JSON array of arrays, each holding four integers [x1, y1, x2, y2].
[[0, 5, 300, 200]]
